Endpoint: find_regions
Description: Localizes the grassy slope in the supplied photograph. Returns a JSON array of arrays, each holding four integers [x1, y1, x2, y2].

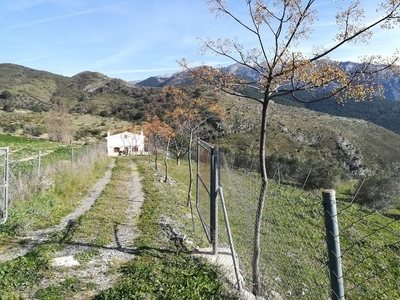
[[219, 166, 399, 299], [0, 110, 132, 143], [135, 156, 399, 299]]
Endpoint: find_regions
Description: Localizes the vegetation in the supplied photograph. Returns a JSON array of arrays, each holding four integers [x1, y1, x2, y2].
[[141, 155, 399, 298], [95, 253, 231, 300], [356, 175, 400, 210], [0, 149, 110, 236], [185, 1, 400, 294], [92, 158, 234, 299]]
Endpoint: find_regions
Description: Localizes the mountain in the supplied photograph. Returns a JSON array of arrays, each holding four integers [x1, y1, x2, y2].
[[0, 63, 399, 177], [136, 70, 194, 88], [218, 94, 400, 177], [136, 61, 400, 133], [0, 63, 152, 115], [137, 61, 400, 101]]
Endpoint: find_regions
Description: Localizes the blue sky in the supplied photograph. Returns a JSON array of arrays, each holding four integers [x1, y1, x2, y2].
[[0, 0, 398, 81]]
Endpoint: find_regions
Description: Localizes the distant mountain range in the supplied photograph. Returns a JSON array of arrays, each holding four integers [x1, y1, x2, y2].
[[137, 61, 400, 101]]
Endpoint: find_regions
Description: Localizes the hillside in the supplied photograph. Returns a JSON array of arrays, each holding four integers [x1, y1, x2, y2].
[[217, 94, 400, 177], [0, 64, 154, 117], [1, 63, 400, 177], [137, 61, 400, 134]]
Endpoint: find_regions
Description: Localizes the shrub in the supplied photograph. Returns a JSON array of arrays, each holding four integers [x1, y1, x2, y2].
[[0, 90, 12, 99], [3, 123, 19, 133], [3, 101, 15, 112], [356, 175, 400, 210], [302, 160, 342, 190], [23, 124, 45, 137]]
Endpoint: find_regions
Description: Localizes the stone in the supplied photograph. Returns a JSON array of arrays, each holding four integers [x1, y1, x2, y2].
[[51, 255, 80, 267]]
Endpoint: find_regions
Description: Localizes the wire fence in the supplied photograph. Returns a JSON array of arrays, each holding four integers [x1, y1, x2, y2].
[[197, 148, 400, 299], [5, 144, 106, 207]]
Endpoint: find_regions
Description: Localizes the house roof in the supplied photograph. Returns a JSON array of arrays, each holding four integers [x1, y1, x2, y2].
[[106, 131, 144, 140]]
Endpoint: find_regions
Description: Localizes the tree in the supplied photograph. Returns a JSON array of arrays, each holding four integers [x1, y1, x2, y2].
[[0, 90, 14, 112], [163, 86, 225, 207], [356, 175, 400, 210], [44, 103, 75, 143], [182, 0, 400, 295], [144, 117, 174, 178]]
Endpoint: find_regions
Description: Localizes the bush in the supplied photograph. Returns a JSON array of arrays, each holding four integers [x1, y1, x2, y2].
[[302, 160, 342, 190], [356, 175, 400, 210], [23, 124, 45, 137], [265, 154, 343, 189], [0, 90, 12, 99], [3, 102, 15, 112], [3, 123, 19, 133]]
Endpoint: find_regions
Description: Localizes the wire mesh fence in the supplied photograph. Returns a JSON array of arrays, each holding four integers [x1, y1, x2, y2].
[[213, 150, 399, 299], [6, 144, 106, 207]]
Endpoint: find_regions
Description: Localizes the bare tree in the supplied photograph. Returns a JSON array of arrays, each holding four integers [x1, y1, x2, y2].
[[144, 117, 174, 180], [182, 0, 400, 295], [44, 103, 75, 143], [164, 86, 224, 207]]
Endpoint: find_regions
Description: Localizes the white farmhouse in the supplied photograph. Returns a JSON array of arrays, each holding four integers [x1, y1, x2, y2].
[[105, 130, 145, 156]]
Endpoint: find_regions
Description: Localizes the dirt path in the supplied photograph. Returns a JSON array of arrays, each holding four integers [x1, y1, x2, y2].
[[0, 159, 116, 262], [20, 161, 145, 299]]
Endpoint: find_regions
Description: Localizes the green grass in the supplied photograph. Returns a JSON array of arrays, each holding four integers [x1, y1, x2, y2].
[[0, 155, 110, 237], [95, 253, 232, 300], [35, 277, 96, 300], [0, 133, 62, 159], [92, 157, 235, 299], [64, 157, 132, 245], [135, 158, 209, 248], [139, 156, 399, 299], [220, 167, 399, 299], [0, 243, 59, 299]]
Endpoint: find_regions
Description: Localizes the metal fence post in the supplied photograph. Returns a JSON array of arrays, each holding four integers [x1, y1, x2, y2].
[[37, 150, 41, 176], [1, 147, 9, 225], [322, 189, 345, 300], [210, 147, 219, 255]]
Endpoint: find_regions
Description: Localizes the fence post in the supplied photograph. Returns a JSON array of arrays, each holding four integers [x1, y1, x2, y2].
[[322, 189, 345, 300], [210, 146, 219, 255], [37, 150, 41, 176], [71, 148, 74, 164], [1, 147, 9, 225]]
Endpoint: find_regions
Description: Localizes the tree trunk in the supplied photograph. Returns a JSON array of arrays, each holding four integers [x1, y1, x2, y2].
[[187, 130, 194, 207], [164, 137, 171, 183], [154, 143, 158, 171], [252, 98, 270, 296]]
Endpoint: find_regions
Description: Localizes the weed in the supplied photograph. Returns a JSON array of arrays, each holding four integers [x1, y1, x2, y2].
[[74, 249, 100, 264], [95, 253, 233, 300], [35, 277, 95, 300], [0, 244, 57, 298]]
